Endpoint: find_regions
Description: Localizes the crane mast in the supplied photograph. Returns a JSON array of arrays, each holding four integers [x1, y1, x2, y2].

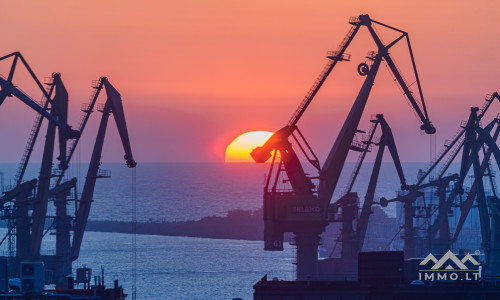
[[30, 73, 69, 258]]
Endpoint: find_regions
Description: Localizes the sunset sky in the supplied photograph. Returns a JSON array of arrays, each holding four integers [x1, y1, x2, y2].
[[0, 1, 498, 163]]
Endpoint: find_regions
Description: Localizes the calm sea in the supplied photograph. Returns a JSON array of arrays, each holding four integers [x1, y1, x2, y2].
[[0, 162, 466, 299]]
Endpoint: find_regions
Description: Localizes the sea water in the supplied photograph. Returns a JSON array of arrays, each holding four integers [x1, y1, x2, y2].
[[78, 233, 295, 299], [0, 162, 448, 221], [0, 162, 467, 299]]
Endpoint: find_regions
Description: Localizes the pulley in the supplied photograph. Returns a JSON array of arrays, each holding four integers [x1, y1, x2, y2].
[[357, 62, 369, 76]]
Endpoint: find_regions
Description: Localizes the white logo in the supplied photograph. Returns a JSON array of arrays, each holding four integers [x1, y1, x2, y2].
[[418, 250, 480, 281]]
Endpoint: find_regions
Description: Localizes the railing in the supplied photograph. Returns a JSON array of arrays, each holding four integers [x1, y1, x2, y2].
[[13, 75, 57, 185], [81, 103, 93, 112], [51, 168, 63, 177], [326, 51, 351, 61], [0, 208, 16, 219], [349, 16, 359, 24], [96, 169, 111, 178], [287, 60, 335, 126], [44, 76, 54, 85], [91, 79, 101, 88], [350, 140, 370, 151]]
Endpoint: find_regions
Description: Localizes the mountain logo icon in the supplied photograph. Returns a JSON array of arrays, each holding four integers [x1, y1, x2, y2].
[[420, 250, 480, 270]]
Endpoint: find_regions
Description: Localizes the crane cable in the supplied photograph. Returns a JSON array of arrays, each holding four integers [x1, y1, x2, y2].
[[131, 167, 137, 300], [430, 133, 436, 177]]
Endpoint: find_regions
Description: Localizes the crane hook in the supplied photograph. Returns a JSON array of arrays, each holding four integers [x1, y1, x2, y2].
[[357, 62, 369, 76]]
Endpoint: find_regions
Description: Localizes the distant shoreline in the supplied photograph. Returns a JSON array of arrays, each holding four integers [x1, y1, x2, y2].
[[84, 205, 397, 254], [86, 208, 264, 241]]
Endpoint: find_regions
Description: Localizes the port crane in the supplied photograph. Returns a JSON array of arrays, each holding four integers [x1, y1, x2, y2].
[[318, 114, 409, 278], [48, 76, 135, 288], [71, 77, 137, 260], [421, 107, 500, 276], [348, 114, 408, 253], [252, 14, 435, 280], [0, 69, 136, 289], [382, 93, 500, 259], [430, 108, 500, 275]]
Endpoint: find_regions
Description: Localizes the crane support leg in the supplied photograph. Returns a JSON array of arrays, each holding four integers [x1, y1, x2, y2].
[[356, 137, 385, 252], [403, 196, 416, 258], [433, 185, 451, 253], [489, 200, 500, 275], [294, 229, 322, 281], [30, 108, 57, 258], [15, 195, 30, 261], [55, 192, 72, 289]]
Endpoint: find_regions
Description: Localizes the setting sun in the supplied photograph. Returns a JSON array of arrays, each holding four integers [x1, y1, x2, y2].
[[225, 131, 274, 163]]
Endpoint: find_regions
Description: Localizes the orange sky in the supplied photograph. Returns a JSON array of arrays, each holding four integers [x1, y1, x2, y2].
[[0, 1, 498, 163]]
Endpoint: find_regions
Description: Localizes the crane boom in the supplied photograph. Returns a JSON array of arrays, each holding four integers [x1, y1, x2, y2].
[[251, 21, 360, 164], [287, 21, 360, 127], [71, 78, 136, 259], [104, 79, 136, 167]]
